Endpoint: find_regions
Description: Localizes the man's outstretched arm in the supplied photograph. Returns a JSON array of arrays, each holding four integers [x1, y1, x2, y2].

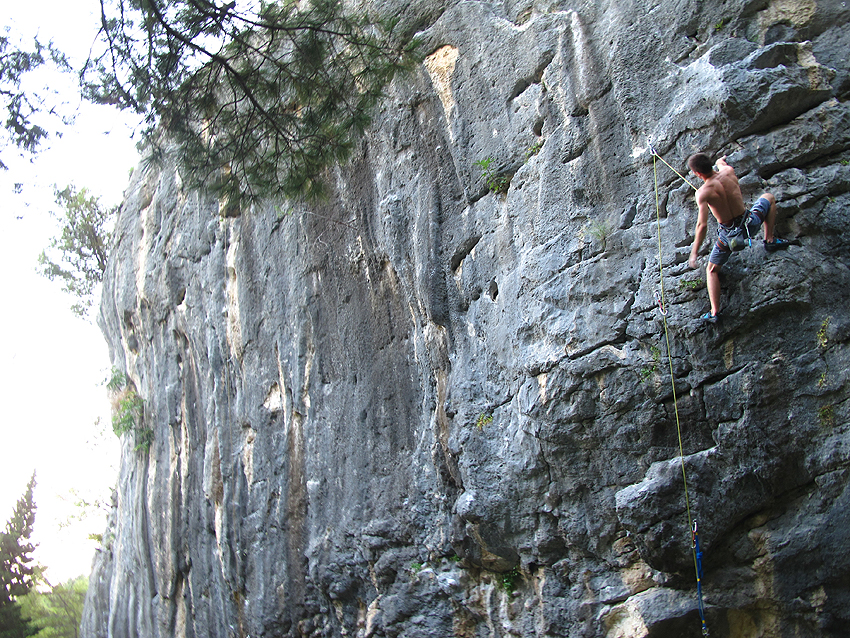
[[689, 197, 710, 269]]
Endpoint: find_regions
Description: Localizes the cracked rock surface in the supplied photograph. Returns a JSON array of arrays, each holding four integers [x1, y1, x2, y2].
[[82, 1, 850, 636]]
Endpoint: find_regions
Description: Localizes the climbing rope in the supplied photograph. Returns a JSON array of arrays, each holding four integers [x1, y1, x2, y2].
[[650, 145, 699, 191], [651, 148, 710, 637], [693, 522, 709, 636]]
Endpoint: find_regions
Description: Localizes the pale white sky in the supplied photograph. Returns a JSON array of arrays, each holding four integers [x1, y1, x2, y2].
[[1, 1, 141, 584]]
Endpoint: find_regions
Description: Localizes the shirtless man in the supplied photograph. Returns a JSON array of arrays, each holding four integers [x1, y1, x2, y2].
[[687, 152, 798, 323]]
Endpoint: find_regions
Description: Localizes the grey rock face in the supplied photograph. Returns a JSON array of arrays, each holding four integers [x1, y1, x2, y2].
[[82, 1, 850, 637]]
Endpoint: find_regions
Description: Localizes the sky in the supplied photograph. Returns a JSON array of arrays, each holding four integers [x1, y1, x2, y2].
[[1, 1, 141, 584]]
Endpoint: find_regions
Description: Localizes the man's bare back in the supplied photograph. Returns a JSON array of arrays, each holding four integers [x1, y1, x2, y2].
[[694, 158, 746, 225]]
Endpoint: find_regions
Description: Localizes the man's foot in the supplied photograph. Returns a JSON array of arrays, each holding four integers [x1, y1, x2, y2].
[[764, 237, 802, 252], [701, 311, 719, 324]]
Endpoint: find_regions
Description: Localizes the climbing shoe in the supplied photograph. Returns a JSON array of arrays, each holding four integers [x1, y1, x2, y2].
[[764, 237, 801, 252], [701, 311, 719, 324]]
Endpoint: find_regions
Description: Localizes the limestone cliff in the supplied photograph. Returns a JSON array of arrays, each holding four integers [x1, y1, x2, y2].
[[81, 1, 850, 636]]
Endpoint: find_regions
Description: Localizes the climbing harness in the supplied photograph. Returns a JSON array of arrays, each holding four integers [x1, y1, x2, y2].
[[650, 147, 710, 637], [723, 215, 752, 252]]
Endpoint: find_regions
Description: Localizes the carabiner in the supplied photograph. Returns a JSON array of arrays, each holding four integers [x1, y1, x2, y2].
[[654, 290, 667, 316]]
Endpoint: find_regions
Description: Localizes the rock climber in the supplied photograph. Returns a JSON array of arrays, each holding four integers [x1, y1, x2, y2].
[[686, 152, 800, 323]]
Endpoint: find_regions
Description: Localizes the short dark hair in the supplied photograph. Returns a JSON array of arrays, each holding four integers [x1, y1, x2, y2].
[[688, 153, 714, 176]]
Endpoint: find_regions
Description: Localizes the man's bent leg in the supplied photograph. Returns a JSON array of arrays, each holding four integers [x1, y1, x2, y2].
[[758, 192, 801, 251], [706, 261, 722, 317], [759, 193, 777, 242]]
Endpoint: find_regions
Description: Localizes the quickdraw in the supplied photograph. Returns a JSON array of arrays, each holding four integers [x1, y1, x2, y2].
[[692, 522, 710, 636], [654, 290, 667, 316]]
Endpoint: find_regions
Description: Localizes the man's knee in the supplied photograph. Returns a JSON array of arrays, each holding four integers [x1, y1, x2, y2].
[[707, 261, 722, 276], [760, 192, 776, 206]]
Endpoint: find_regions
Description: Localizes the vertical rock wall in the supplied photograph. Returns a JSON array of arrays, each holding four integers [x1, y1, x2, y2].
[[82, 1, 850, 636]]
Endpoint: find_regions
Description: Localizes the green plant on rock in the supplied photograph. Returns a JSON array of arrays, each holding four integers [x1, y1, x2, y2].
[[106, 367, 126, 392], [640, 345, 661, 381], [134, 424, 155, 452], [525, 139, 543, 161], [113, 391, 144, 436], [475, 413, 493, 430], [107, 368, 153, 452], [679, 278, 702, 291], [474, 157, 510, 194], [819, 404, 835, 427], [587, 219, 612, 251], [498, 566, 522, 593], [112, 396, 140, 436], [817, 317, 831, 349]]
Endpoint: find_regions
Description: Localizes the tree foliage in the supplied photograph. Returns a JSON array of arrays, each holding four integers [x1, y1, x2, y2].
[[83, 0, 417, 202], [37, 186, 115, 318], [19, 577, 87, 638], [0, 474, 38, 638], [0, 29, 69, 169], [0, 603, 36, 638]]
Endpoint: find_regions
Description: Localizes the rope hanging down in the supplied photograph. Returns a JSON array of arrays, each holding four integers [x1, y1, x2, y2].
[[651, 148, 710, 637]]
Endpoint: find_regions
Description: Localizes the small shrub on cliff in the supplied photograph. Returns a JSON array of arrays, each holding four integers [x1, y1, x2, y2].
[[475, 414, 493, 430], [475, 157, 510, 194], [639, 345, 661, 381], [112, 391, 144, 437], [525, 139, 544, 160], [587, 220, 612, 252], [817, 317, 831, 348], [497, 566, 522, 593], [107, 368, 153, 452]]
